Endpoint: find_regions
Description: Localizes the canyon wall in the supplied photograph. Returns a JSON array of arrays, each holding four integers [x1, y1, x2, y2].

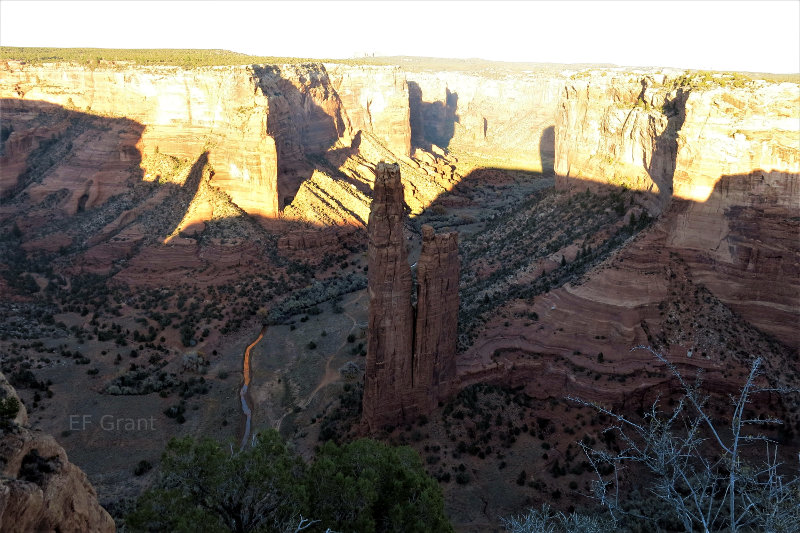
[[0, 61, 413, 218], [0, 61, 566, 231], [554, 70, 800, 347], [1, 63, 280, 217], [362, 163, 459, 431], [554, 71, 799, 208], [407, 71, 563, 171], [325, 64, 411, 157]]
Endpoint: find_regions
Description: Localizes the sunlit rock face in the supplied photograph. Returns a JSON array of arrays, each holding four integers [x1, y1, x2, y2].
[[554, 71, 799, 208], [406, 71, 563, 171], [362, 164, 460, 431], [325, 64, 411, 157], [553, 70, 800, 347]]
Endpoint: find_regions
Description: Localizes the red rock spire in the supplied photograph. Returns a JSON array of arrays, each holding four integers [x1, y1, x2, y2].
[[362, 163, 459, 431]]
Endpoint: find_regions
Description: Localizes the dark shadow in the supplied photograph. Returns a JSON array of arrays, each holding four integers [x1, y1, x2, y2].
[[647, 88, 690, 210], [251, 65, 346, 209], [407, 81, 459, 150], [408, 81, 425, 147], [539, 125, 555, 176], [0, 100, 204, 260]]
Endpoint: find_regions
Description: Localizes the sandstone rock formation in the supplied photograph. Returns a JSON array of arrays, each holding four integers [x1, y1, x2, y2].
[[362, 162, 415, 428], [0, 373, 114, 533], [554, 71, 798, 209], [413, 225, 460, 412], [407, 71, 563, 172], [0, 62, 413, 220], [553, 70, 800, 348], [325, 64, 411, 157], [362, 163, 459, 431]]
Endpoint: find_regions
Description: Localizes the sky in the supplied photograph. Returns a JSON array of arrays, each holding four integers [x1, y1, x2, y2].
[[1, 0, 798, 73]]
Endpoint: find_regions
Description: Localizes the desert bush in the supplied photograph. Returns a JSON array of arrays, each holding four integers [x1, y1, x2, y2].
[[570, 347, 799, 532], [127, 430, 452, 532], [0, 395, 20, 429]]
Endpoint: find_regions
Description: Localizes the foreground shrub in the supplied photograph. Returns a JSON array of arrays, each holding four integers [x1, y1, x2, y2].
[[126, 430, 451, 532]]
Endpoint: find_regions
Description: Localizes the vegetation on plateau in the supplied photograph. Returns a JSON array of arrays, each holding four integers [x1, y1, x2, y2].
[[0, 47, 321, 68], [1, 47, 620, 73]]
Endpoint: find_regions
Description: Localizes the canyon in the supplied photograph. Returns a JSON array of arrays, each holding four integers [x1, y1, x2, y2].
[[0, 54, 798, 530]]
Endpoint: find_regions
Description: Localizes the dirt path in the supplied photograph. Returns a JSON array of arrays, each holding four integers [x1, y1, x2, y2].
[[275, 291, 367, 431], [239, 325, 265, 448]]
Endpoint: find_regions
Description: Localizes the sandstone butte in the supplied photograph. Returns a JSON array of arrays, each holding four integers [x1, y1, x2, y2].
[[362, 162, 460, 431]]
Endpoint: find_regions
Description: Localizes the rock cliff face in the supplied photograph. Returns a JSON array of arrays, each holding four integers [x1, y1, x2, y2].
[[362, 164, 459, 431], [554, 71, 798, 208], [1, 63, 280, 217], [554, 72, 687, 212], [407, 72, 563, 171], [0, 61, 564, 233], [325, 64, 411, 157], [0, 373, 114, 533], [0, 61, 413, 219], [554, 71, 800, 348]]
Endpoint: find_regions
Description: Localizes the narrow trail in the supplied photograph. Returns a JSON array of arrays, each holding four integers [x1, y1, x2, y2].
[[275, 291, 367, 432], [239, 325, 266, 449]]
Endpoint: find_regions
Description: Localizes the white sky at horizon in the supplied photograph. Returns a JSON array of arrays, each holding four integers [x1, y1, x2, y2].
[[1, 0, 798, 73]]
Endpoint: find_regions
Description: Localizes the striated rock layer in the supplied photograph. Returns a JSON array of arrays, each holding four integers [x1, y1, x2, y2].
[[362, 164, 459, 431], [0, 373, 114, 533], [0, 61, 413, 219], [407, 71, 563, 171], [1, 63, 280, 217], [325, 64, 411, 157], [554, 71, 800, 348]]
